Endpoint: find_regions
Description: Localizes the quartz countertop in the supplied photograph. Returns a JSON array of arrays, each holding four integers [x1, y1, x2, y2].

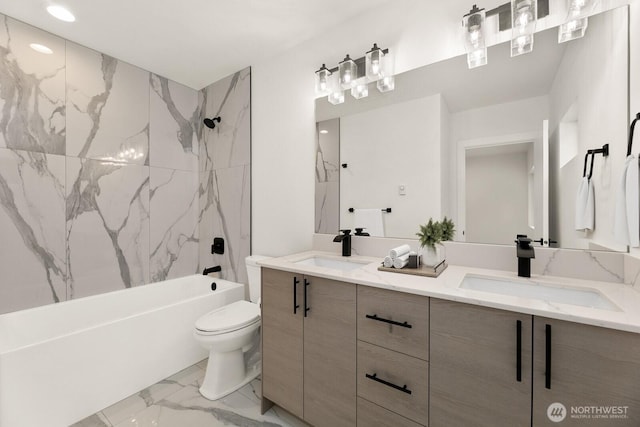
[[259, 251, 640, 334]]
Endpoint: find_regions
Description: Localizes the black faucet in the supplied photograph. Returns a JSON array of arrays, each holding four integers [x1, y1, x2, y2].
[[515, 235, 535, 278], [333, 229, 352, 256], [354, 227, 370, 236]]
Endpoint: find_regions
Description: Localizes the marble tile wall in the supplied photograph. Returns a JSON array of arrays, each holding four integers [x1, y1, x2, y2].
[[199, 68, 251, 286], [0, 15, 248, 314], [315, 118, 340, 234]]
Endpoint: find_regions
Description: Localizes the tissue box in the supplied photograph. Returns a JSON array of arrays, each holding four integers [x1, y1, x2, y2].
[[408, 254, 421, 268]]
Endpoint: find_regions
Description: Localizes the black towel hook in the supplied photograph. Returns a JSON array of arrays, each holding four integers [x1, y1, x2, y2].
[[627, 112, 640, 156], [585, 144, 609, 180]]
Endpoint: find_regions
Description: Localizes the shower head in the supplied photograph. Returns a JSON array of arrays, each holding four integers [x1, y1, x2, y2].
[[203, 116, 221, 129]]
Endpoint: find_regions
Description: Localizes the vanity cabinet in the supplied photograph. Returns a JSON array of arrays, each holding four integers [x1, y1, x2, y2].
[[532, 317, 640, 426], [430, 299, 640, 427], [356, 286, 429, 426], [261, 268, 356, 427], [430, 299, 533, 427]]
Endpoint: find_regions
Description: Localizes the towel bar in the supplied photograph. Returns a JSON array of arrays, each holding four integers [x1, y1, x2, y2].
[[348, 208, 391, 213]]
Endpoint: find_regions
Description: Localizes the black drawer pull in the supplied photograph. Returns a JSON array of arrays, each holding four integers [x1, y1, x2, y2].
[[293, 277, 300, 314], [545, 324, 552, 389], [516, 320, 522, 382], [304, 278, 310, 317], [366, 373, 412, 395], [365, 314, 412, 328]]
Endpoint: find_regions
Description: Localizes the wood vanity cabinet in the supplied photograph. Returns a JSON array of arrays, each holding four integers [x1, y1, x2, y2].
[[430, 299, 640, 427], [356, 286, 430, 427], [261, 268, 357, 427], [532, 317, 640, 426], [430, 299, 533, 427]]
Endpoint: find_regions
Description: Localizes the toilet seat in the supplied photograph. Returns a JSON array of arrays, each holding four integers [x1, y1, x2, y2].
[[195, 300, 260, 335]]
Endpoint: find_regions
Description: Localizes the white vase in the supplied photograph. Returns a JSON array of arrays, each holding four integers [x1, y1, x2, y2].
[[422, 244, 445, 267]]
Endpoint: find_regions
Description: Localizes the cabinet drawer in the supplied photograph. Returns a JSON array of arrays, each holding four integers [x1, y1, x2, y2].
[[357, 397, 424, 427], [357, 286, 429, 360], [357, 341, 428, 426]]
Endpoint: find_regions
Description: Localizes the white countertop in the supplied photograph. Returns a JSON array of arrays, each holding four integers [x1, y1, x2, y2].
[[259, 251, 640, 334]]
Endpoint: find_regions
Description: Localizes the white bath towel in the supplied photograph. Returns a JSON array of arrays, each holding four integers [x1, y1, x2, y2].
[[393, 254, 409, 269], [389, 244, 411, 260], [383, 256, 393, 268], [575, 176, 595, 231], [613, 155, 640, 246], [354, 209, 385, 237]]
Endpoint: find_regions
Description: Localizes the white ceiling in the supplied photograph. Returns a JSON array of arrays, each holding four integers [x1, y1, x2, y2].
[[0, 0, 393, 89]]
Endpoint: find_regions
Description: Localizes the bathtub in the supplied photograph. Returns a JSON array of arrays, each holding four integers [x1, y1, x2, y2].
[[0, 275, 244, 427]]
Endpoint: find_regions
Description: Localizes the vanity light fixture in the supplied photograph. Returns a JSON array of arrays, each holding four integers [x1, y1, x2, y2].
[[511, 0, 537, 57], [29, 43, 53, 54], [338, 55, 357, 89], [46, 5, 76, 22], [558, 0, 593, 43], [314, 64, 332, 96], [316, 43, 395, 103], [351, 78, 369, 99], [463, 5, 488, 69]]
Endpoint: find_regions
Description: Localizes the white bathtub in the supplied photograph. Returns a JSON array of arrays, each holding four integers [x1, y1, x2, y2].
[[0, 275, 244, 427]]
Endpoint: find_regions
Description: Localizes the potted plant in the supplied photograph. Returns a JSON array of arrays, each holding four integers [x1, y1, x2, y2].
[[416, 217, 455, 267]]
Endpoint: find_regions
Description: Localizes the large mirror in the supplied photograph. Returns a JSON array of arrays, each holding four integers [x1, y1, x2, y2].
[[315, 6, 629, 251]]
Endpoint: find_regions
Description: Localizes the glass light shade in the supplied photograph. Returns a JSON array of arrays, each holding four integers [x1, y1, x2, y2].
[[338, 55, 357, 89], [511, 0, 537, 57], [351, 78, 369, 99], [365, 44, 385, 81], [558, 17, 588, 43], [463, 5, 487, 69], [558, 0, 592, 43], [327, 73, 344, 105], [467, 48, 487, 69], [376, 76, 395, 93], [314, 64, 332, 96]]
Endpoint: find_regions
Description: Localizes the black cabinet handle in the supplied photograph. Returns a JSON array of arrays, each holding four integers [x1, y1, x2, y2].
[[304, 278, 310, 317], [365, 314, 412, 329], [516, 320, 522, 382], [545, 324, 552, 389], [365, 373, 412, 395], [293, 277, 300, 314]]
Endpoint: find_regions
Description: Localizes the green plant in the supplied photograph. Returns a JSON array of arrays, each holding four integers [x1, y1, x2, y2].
[[441, 216, 456, 242], [416, 217, 456, 249], [416, 218, 443, 249]]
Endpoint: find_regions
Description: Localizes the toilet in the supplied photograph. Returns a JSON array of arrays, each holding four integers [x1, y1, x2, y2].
[[194, 255, 270, 400]]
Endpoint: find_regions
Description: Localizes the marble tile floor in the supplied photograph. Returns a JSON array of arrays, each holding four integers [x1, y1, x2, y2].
[[72, 359, 310, 427]]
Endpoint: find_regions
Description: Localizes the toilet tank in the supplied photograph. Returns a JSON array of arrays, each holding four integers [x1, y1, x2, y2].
[[245, 255, 271, 303]]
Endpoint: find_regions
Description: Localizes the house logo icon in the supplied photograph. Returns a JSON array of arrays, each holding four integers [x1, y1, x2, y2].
[[547, 402, 567, 422]]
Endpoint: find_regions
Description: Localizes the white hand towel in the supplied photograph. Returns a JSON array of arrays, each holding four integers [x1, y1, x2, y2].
[[383, 256, 393, 268], [393, 254, 409, 269], [575, 176, 589, 230], [354, 209, 385, 237], [613, 155, 640, 246], [584, 178, 595, 231], [389, 244, 411, 260]]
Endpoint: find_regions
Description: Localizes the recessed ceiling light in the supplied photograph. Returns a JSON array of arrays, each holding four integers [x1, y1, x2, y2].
[[46, 5, 76, 22], [320, 130, 329, 134], [29, 43, 53, 54]]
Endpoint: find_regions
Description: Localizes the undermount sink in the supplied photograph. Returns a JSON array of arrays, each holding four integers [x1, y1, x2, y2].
[[294, 256, 367, 272], [460, 275, 619, 311]]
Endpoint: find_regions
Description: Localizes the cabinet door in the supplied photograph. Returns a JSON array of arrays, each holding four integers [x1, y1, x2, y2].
[[261, 268, 304, 419], [533, 317, 640, 426], [304, 276, 357, 427], [430, 299, 532, 427]]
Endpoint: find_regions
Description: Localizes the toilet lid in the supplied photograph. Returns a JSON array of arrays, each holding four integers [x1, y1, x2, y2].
[[195, 300, 260, 334]]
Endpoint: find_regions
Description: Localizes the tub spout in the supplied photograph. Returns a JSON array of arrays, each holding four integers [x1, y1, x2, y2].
[[203, 265, 222, 275]]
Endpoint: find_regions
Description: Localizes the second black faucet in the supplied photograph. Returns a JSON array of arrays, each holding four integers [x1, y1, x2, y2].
[[333, 229, 352, 256]]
